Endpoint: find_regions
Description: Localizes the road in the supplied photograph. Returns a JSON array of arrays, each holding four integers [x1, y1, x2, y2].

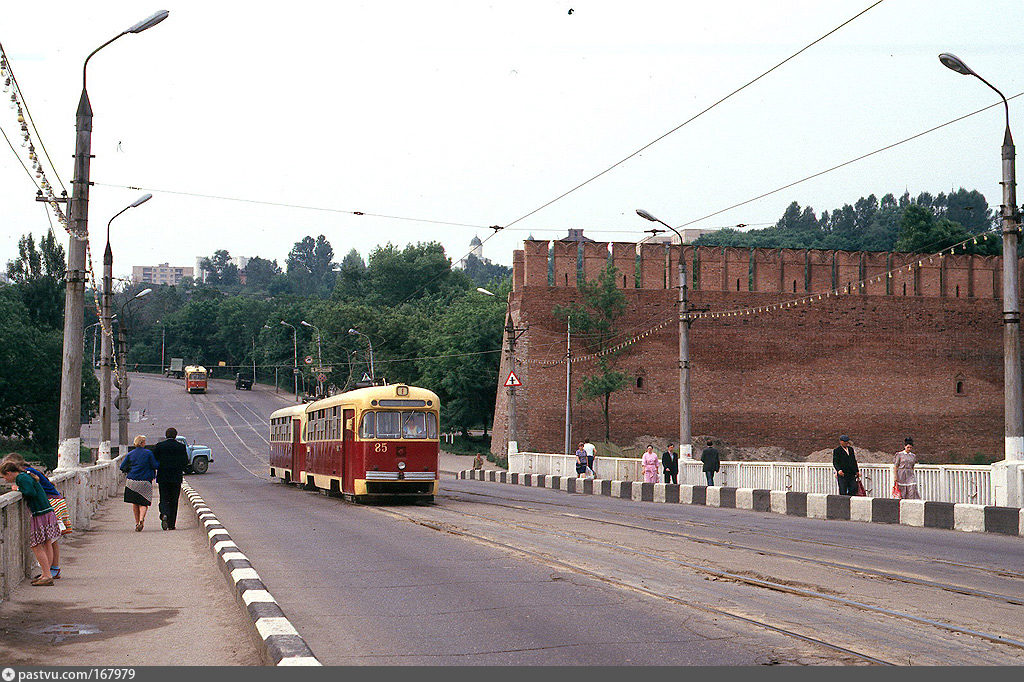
[[93, 372, 1024, 665]]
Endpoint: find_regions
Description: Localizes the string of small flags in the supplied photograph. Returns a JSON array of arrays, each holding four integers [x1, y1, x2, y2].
[[530, 228, 999, 368]]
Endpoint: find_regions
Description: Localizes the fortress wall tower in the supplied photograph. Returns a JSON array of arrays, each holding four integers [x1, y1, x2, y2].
[[522, 239, 549, 287], [512, 249, 525, 291]]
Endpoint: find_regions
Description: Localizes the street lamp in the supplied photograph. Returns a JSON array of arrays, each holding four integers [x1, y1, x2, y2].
[[940, 52, 1024, 503], [99, 193, 153, 461], [636, 208, 693, 460], [348, 328, 375, 381], [300, 321, 323, 397], [56, 10, 169, 470], [113, 288, 152, 455], [476, 286, 524, 453], [281, 320, 299, 402]]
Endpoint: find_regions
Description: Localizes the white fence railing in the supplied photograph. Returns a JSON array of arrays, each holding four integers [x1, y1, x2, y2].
[[509, 453, 994, 505], [1, 457, 125, 602]]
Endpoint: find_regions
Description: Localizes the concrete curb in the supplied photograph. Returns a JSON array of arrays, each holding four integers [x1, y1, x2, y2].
[[182, 482, 321, 666], [457, 470, 1024, 538]]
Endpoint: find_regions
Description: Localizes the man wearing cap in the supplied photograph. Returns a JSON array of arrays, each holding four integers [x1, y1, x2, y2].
[[832, 435, 859, 496]]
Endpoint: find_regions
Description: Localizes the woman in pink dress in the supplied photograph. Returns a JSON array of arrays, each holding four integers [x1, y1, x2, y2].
[[642, 446, 660, 483], [893, 437, 921, 499]]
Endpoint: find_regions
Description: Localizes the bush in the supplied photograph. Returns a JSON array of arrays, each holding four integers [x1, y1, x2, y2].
[[442, 433, 491, 456]]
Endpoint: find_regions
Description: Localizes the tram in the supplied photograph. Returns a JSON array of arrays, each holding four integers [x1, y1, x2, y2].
[[269, 383, 440, 502], [184, 365, 208, 393]]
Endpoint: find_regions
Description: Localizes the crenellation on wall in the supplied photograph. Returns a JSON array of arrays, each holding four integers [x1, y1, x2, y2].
[[836, 251, 863, 294], [695, 245, 723, 291], [611, 242, 637, 289], [944, 254, 972, 299], [970, 255, 997, 299], [523, 240, 550, 287], [807, 250, 833, 293], [918, 254, 942, 297], [639, 243, 667, 289], [666, 245, 694, 289], [581, 242, 610, 282], [863, 252, 890, 296], [780, 249, 807, 294], [752, 248, 782, 293], [890, 253, 917, 297], [552, 240, 578, 288], [512, 250, 524, 291], [723, 247, 750, 293]]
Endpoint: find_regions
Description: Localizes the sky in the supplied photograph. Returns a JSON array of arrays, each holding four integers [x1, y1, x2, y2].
[[2, 0, 1024, 280]]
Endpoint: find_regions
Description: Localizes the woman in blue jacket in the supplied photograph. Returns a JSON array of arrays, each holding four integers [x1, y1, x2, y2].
[[120, 435, 159, 531]]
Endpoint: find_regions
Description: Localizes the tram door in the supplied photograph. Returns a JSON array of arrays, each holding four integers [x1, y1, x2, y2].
[[291, 417, 305, 481], [342, 409, 355, 493]]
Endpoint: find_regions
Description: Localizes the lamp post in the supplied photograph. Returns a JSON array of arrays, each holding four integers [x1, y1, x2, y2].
[[348, 328, 375, 381], [940, 53, 1024, 504], [478, 287, 525, 454], [636, 209, 692, 459], [114, 288, 151, 455], [300, 321, 323, 397], [281, 320, 299, 402], [99, 193, 152, 460], [56, 10, 169, 470]]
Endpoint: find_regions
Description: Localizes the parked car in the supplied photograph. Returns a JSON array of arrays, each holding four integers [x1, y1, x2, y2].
[[177, 436, 213, 474], [235, 373, 253, 390]]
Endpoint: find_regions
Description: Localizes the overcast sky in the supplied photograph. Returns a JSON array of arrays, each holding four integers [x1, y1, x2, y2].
[[3, 1, 1024, 280]]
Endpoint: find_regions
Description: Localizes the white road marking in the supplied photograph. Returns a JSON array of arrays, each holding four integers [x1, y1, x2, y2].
[[195, 406, 268, 480], [221, 400, 271, 445]]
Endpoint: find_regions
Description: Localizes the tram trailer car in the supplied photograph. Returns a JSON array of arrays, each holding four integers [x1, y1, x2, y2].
[[185, 365, 208, 393], [269, 384, 440, 502]]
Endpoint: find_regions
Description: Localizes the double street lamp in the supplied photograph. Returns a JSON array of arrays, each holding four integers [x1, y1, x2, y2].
[[940, 53, 1024, 503], [300, 320, 324, 397], [99, 193, 152, 461], [281, 320, 299, 402], [636, 209, 693, 460], [56, 9, 169, 469], [113, 288, 151, 456], [348, 328, 375, 381]]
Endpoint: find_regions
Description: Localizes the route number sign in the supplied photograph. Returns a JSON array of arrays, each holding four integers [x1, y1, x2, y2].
[[504, 371, 522, 388]]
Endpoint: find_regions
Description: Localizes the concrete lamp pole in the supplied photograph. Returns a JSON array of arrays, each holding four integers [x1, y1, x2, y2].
[[281, 321, 299, 402], [300, 321, 323, 397], [940, 53, 1024, 506], [115, 288, 151, 455], [56, 9, 169, 470], [636, 209, 693, 459], [348, 329, 376, 381], [478, 287, 521, 455], [99, 193, 152, 461]]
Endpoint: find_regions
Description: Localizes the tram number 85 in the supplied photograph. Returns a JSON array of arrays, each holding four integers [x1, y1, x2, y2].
[[374, 442, 389, 453]]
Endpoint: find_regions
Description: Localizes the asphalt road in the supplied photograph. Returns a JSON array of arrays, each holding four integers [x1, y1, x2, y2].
[[88, 373, 1024, 665]]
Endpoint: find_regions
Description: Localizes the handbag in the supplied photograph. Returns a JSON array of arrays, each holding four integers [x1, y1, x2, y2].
[[856, 478, 867, 496], [891, 482, 901, 499]]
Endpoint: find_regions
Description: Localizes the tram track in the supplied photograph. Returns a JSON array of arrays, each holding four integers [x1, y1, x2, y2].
[[380, 500, 1024, 664], [443, 485, 1024, 586]]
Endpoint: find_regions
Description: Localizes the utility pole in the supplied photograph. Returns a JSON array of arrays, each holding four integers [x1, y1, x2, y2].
[[99, 245, 113, 460], [564, 317, 572, 457], [116, 323, 129, 455], [281, 321, 298, 402]]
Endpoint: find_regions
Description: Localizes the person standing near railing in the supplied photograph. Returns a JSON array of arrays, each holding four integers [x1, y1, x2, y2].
[[833, 435, 860, 496], [893, 437, 921, 499]]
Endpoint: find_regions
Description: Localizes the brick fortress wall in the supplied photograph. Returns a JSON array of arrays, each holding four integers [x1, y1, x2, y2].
[[491, 241, 1014, 462]]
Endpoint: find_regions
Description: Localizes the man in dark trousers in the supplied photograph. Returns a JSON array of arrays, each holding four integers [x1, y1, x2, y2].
[[701, 441, 720, 486], [152, 427, 189, 530], [662, 444, 679, 485], [832, 435, 859, 496]]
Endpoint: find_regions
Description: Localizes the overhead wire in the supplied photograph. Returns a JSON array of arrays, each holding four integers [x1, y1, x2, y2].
[[500, 0, 888, 230]]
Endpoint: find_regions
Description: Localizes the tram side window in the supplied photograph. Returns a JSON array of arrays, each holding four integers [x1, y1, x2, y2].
[[427, 412, 438, 439]]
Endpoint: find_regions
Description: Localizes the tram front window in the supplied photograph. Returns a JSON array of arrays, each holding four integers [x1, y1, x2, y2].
[[361, 410, 438, 439]]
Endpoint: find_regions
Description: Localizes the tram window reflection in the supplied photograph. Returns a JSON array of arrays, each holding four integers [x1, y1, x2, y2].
[[359, 412, 375, 438], [376, 411, 402, 438], [402, 412, 427, 439]]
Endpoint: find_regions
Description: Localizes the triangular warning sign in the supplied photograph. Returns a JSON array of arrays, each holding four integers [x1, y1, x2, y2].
[[361, 372, 372, 382], [504, 371, 523, 387]]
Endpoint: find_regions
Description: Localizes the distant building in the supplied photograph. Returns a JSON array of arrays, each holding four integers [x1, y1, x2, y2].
[[559, 228, 595, 243], [637, 228, 717, 247], [469, 235, 483, 259], [132, 263, 193, 286], [194, 255, 249, 283]]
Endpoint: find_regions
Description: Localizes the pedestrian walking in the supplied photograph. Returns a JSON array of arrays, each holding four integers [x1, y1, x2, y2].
[[1, 460, 60, 586], [893, 437, 921, 500], [151, 428, 189, 531], [575, 443, 589, 478], [583, 440, 597, 478], [120, 435, 159, 531], [700, 442, 720, 486], [1, 453, 69, 580], [832, 435, 860, 496], [472, 453, 484, 470], [662, 444, 679, 485], [642, 445, 660, 483]]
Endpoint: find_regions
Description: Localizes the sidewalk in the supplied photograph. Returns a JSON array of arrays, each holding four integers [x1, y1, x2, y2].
[[0, 487, 259, 665], [439, 451, 503, 475]]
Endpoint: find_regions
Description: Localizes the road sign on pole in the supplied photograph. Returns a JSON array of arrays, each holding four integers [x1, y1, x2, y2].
[[313, 366, 332, 373], [504, 371, 523, 388], [361, 372, 372, 382], [316, 373, 326, 383], [304, 355, 313, 365]]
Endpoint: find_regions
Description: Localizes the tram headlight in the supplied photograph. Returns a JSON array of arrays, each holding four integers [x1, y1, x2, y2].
[[397, 461, 406, 470]]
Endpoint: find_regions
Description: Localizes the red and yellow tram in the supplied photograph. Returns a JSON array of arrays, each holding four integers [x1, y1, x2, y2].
[[185, 365, 208, 393], [269, 384, 440, 502]]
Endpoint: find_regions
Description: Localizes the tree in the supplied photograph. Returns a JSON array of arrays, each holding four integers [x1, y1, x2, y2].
[[461, 253, 512, 290], [198, 249, 239, 286], [363, 242, 470, 307], [332, 248, 366, 301], [286, 235, 336, 297], [5, 230, 66, 329], [554, 262, 630, 441], [243, 256, 282, 289]]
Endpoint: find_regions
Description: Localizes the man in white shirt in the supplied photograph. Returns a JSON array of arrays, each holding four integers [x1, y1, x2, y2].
[[583, 441, 597, 478]]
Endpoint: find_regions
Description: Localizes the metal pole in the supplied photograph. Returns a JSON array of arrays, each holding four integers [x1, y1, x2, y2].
[[292, 329, 298, 402], [564, 317, 572, 456], [252, 337, 257, 383], [116, 323, 129, 455], [1000, 123, 1023, 462], [678, 249, 692, 459], [99, 244, 113, 460], [161, 325, 165, 375], [55, 87, 93, 470]]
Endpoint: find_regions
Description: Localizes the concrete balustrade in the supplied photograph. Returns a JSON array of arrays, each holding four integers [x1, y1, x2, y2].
[[0, 457, 125, 602]]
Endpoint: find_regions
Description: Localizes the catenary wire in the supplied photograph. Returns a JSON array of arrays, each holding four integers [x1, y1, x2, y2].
[[500, 0, 888, 230]]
